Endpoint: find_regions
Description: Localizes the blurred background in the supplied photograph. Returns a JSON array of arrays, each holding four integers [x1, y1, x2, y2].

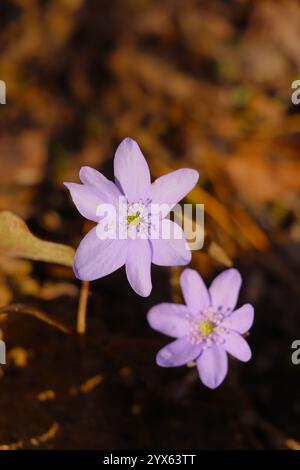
[[0, 0, 299, 449]]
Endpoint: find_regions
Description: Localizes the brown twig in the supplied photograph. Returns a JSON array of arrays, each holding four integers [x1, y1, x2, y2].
[[0, 303, 72, 334], [77, 281, 90, 335]]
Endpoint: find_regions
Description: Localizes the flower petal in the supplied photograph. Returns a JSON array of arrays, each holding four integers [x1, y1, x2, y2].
[[114, 137, 151, 202], [196, 345, 228, 389], [125, 238, 152, 297], [223, 330, 252, 362], [149, 169, 199, 217], [222, 304, 254, 334], [74, 227, 127, 281], [64, 182, 102, 222], [180, 268, 210, 314], [209, 268, 242, 312], [150, 219, 191, 266], [79, 166, 121, 202], [156, 337, 201, 367], [147, 303, 190, 338]]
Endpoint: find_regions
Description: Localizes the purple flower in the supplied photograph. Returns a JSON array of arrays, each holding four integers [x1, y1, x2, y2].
[[64, 137, 199, 297], [147, 268, 254, 388]]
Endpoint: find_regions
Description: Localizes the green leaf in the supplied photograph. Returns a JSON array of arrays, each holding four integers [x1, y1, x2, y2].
[[0, 211, 75, 267]]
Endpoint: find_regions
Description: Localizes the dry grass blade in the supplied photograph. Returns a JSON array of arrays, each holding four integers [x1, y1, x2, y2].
[[0, 422, 59, 450], [286, 438, 300, 451], [0, 303, 72, 334], [147, 151, 269, 252], [208, 241, 233, 267]]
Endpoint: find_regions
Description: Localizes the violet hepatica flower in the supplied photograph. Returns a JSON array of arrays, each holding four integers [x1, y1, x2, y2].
[[147, 268, 254, 388], [64, 138, 199, 297]]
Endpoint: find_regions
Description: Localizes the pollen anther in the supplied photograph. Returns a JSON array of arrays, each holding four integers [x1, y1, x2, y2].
[[199, 320, 215, 336]]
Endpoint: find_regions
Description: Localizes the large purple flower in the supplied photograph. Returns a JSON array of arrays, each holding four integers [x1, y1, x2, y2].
[[147, 268, 254, 388], [64, 138, 199, 297]]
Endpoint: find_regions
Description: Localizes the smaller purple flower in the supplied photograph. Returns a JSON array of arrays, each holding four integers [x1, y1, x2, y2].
[[147, 268, 254, 389]]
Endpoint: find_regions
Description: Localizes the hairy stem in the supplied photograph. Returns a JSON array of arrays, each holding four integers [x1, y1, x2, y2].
[[77, 281, 90, 335]]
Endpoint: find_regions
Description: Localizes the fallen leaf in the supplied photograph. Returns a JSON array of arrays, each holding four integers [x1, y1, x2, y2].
[[0, 211, 75, 267]]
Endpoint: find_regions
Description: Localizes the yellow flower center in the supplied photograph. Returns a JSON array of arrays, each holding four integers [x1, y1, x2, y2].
[[199, 320, 215, 336], [127, 212, 140, 225]]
